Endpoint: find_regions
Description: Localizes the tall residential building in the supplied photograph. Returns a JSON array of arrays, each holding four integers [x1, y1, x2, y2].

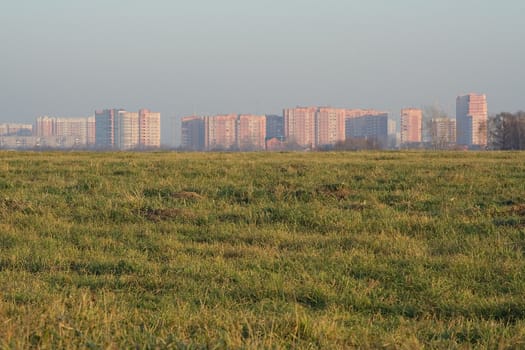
[[205, 114, 238, 150], [283, 107, 317, 149], [456, 93, 488, 148], [181, 116, 205, 151], [115, 111, 139, 150], [34, 116, 93, 147], [238, 114, 266, 151], [56, 118, 87, 145], [139, 109, 161, 148], [87, 116, 96, 146], [95, 108, 160, 150], [400, 108, 422, 145], [345, 113, 389, 148], [265, 115, 284, 140], [34, 116, 55, 137], [316, 107, 346, 146], [95, 109, 121, 148], [431, 118, 456, 146]]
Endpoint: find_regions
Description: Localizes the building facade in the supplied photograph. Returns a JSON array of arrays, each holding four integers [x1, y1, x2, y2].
[[115, 111, 139, 150], [184, 114, 267, 151], [95, 108, 160, 150], [34, 117, 55, 137], [138, 109, 161, 148], [316, 107, 346, 147], [34, 116, 94, 147], [400, 108, 422, 145], [181, 116, 205, 151], [87, 116, 96, 146], [55, 117, 89, 146], [283, 107, 317, 149], [238, 114, 266, 151], [95, 109, 120, 148], [456, 93, 487, 148], [345, 113, 389, 148], [265, 115, 284, 140], [205, 114, 238, 150]]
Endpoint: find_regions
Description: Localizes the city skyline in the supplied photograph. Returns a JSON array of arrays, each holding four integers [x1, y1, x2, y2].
[[0, 94, 486, 150], [1, 2, 524, 146]]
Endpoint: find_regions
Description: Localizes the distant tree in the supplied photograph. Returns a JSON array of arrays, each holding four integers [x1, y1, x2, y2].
[[422, 105, 450, 149], [490, 111, 525, 150], [315, 144, 335, 152], [333, 137, 382, 151], [283, 138, 306, 151], [238, 138, 260, 152]]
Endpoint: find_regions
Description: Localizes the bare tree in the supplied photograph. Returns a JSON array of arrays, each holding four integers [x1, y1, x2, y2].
[[422, 105, 452, 149], [490, 112, 525, 150]]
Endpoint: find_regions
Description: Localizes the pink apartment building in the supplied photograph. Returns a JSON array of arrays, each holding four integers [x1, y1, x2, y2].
[[456, 93, 487, 148], [283, 107, 317, 149], [34, 116, 55, 137], [400, 108, 422, 144], [316, 107, 346, 147], [205, 114, 238, 150], [139, 109, 161, 148], [238, 114, 266, 151]]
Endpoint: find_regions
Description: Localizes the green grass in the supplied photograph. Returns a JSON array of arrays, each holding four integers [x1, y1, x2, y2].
[[0, 151, 525, 348]]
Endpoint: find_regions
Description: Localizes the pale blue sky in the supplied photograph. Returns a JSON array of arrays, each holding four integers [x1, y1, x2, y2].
[[1, 1, 524, 143]]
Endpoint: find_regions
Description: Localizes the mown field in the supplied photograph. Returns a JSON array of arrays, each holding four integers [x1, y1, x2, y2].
[[0, 151, 524, 349]]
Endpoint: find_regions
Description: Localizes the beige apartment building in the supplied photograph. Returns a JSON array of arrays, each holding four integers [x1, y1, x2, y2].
[[115, 111, 140, 150]]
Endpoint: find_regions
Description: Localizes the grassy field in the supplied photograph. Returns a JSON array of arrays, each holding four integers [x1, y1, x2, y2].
[[0, 151, 524, 348]]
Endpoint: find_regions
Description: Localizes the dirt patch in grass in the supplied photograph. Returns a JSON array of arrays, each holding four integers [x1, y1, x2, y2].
[[494, 203, 525, 228], [507, 204, 525, 217], [140, 207, 195, 222], [0, 198, 35, 215], [171, 191, 204, 201], [317, 183, 351, 200]]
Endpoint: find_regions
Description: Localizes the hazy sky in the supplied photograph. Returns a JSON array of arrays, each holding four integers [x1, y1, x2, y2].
[[1, 1, 524, 143]]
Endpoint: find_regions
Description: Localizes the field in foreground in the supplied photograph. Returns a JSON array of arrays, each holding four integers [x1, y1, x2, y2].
[[0, 151, 524, 348]]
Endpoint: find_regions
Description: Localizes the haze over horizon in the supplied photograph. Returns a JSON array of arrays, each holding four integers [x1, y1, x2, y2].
[[1, 1, 524, 145]]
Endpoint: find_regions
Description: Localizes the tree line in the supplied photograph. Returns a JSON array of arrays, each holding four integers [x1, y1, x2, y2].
[[490, 111, 525, 150]]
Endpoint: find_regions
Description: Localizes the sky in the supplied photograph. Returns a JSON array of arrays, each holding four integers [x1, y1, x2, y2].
[[1, 1, 524, 145]]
